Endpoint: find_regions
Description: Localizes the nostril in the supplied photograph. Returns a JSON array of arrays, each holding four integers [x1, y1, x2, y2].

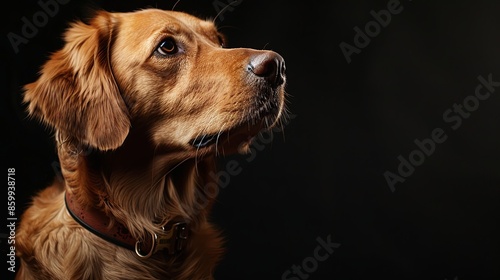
[[248, 52, 285, 87], [249, 57, 278, 78]]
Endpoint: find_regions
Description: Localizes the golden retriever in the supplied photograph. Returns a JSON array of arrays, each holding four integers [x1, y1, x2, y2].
[[16, 8, 286, 280]]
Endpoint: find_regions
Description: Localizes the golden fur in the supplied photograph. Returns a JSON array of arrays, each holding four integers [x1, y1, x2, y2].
[[16, 9, 286, 280]]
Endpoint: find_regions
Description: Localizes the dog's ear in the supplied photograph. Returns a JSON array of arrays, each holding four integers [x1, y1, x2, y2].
[[23, 11, 130, 151]]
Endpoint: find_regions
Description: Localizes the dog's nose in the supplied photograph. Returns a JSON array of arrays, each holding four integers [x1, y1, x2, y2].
[[248, 51, 286, 87]]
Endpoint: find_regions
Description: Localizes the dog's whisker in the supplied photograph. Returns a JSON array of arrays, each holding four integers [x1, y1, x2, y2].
[[194, 137, 203, 172], [171, 0, 182, 11], [217, 121, 230, 154], [164, 158, 188, 177]]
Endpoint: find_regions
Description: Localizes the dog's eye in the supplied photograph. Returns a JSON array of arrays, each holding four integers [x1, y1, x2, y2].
[[157, 38, 178, 55]]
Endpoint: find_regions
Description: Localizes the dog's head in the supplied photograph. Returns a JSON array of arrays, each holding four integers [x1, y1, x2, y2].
[[24, 9, 286, 156]]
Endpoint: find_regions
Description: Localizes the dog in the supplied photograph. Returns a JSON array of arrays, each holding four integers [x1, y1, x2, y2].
[[16, 8, 286, 280]]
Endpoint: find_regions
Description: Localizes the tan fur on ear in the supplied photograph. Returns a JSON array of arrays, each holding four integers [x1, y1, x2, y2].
[[23, 11, 130, 151]]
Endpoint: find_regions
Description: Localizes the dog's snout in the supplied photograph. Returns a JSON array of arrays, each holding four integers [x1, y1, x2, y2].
[[248, 52, 286, 87]]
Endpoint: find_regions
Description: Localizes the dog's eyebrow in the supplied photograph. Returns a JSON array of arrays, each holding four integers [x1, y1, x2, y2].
[[157, 22, 195, 42]]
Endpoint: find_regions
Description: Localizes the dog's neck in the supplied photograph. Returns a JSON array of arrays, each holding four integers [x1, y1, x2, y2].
[[56, 130, 217, 240]]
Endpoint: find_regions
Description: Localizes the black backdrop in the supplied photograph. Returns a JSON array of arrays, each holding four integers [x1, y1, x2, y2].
[[3, 1, 500, 279]]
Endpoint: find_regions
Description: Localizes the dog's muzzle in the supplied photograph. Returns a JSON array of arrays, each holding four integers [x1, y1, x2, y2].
[[189, 51, 286, 149]]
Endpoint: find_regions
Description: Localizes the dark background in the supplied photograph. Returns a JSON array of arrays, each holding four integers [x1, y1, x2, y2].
[[2, 1, 500, 279]]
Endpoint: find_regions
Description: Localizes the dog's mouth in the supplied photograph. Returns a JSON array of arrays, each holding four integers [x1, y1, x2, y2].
[[190, 134, 219, 148], [190, 98, 283, 149], [189, 121, 265, 149]]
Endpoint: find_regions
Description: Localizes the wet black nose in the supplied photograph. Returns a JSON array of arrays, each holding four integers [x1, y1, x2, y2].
[[248, 51, 286, 87]]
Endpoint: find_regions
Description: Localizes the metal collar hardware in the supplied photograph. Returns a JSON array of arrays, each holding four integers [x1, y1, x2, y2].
[[135, 222, 189, 258]]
